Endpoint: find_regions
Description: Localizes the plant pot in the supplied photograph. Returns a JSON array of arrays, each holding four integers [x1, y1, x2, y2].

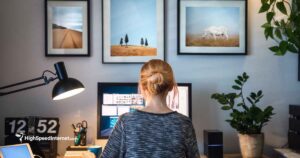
[[238, 133, 264, 158]]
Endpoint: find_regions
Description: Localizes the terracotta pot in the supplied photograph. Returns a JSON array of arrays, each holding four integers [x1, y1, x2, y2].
[[238, 133, 264, 158]]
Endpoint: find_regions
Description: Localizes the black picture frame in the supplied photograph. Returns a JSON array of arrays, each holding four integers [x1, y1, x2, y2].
[[298, 53, 300, 81], [45, 0, 90, 57], [97, 82, 192, 139], [178, 0, 248, 55], [102, 0, 166, 64]]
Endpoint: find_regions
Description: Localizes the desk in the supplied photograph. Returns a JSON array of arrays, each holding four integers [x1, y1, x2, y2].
[[275, 148, 300, 158], [200, 154, 270, 158]]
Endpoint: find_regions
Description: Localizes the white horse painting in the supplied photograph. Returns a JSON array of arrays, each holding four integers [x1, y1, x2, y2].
[[201, 26, 229, 40]]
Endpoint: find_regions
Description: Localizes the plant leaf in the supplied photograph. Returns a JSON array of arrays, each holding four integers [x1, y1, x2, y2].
[[261, 0, 268, 4], [261, 23, 272, 28], [269, 46, 280, 53], [274, 21, 280, 26], [242, 72, 249, 81], [257, 90, 263, 97], [276, 2, 287, 15], [235, 80, 242, 86], [222, 106, 231, 110], [232, 85, 241, 90], [275, 28, 282, 39], [211, 93, 218, 99], [237, 103, 244, 107], [265, 27, 274, 39], [267, 12, 275, 23], [277, 41, 288, 55], [287, 43, 298, 53], [247, 97, 254, 104], [269, 45, 286, 55], [259, 3, 271, 13], [242, 104, 249, 111], [250, 92, 256, 99], [238, 76, 243, 81]]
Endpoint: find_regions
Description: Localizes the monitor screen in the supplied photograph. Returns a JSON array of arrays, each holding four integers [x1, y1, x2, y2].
[[0, 143, 33, 158], [97, 82, 192, 138]]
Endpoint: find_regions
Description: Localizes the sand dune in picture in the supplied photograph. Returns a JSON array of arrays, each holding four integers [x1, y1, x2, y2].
[[53, 29, 82, 49], [111, 45, 157, 56], [186, 34, 240, 47]]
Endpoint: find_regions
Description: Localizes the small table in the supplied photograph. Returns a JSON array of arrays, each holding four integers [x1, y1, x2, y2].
[[200, 154, 270, 158]]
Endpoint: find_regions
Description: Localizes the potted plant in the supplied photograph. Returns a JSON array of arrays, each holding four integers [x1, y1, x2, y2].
[[259, 0, 299, 56], [211, 72, 275, 158]]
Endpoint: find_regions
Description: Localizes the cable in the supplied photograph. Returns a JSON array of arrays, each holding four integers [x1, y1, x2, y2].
[[42, 70, 56, 76], [33, 155, 43, 158]]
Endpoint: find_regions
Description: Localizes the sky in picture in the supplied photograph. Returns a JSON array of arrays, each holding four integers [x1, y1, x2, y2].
[[111, 0, 157, 47], [186, 7, 240, 36], [52, 6, 83, 32]]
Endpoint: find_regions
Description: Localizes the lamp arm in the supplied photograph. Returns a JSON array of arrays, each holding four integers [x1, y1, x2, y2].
[[0, 76, 44, 90], [0, 70, 58, 96], [0, 82, 47, 96]]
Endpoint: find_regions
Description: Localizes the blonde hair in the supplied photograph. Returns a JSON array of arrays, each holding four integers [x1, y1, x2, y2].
[[139, 59, 177, 97]]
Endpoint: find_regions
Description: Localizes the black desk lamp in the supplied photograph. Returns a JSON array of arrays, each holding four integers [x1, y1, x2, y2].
[[0, 62, 84, 100]]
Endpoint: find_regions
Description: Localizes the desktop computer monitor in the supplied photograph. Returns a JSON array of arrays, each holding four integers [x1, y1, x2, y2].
[[97, 82, 192, 138], [0, 143, 34, 158]]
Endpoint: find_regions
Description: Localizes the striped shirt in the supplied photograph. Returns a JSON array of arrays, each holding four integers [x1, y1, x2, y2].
[[101, 110, 200, 158]]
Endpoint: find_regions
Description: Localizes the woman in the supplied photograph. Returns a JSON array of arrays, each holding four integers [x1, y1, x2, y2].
[[101, 59, 200, 158]]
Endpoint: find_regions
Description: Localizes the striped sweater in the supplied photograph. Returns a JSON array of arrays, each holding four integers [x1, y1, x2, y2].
[[101, 110, 200, 158]]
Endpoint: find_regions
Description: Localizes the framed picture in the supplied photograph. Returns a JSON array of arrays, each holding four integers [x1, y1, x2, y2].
[[178, 0, 247, 55], [298, 54, 300, 81], [45, 0, 90, 56], [102, 0, 165, 63]]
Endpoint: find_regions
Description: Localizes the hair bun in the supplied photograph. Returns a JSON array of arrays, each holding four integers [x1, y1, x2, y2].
[[147, 72, 165, 95], [139, 59, 176, 96], [148, 72, 163, 85]]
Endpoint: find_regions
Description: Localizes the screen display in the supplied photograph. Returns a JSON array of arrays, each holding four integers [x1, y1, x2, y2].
[[0, 144, 33, 158], [98, 83, 191, 138]]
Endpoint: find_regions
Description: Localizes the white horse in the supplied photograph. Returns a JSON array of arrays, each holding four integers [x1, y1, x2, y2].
[[202, 26, 229, 40]]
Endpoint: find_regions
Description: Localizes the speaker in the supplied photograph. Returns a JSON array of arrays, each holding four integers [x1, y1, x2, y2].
[[204, 130, 223, 158], [289, 105, 300, 152]]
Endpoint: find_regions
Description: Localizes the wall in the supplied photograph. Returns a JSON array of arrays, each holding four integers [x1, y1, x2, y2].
[[0, 0, 299, 156]]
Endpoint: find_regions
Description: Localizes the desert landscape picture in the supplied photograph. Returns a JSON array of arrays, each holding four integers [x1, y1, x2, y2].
[[110, 0, 158, 56], [52, 6, 83, 49], [186, 7, 240, 47]]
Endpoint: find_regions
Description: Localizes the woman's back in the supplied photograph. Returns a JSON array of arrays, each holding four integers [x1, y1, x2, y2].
[[101, 59, 200, 158], [101, 110, 199, 158]]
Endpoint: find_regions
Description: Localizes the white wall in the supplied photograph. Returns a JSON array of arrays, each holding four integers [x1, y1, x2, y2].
[[0, 0, 299, 156]]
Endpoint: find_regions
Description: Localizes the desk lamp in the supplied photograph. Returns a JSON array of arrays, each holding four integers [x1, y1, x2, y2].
[[0, 62, 84, 100]]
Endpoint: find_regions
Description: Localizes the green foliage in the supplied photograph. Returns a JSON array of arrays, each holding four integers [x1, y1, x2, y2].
[[259, 0, 300, 55], [211, 72, 275, 134]]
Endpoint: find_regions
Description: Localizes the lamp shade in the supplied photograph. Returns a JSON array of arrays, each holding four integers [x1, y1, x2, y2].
[[52, 78, 84, 100], [52, 62, 85, 100]]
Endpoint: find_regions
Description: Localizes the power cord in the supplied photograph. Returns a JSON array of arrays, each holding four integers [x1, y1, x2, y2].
[[34, 155, 43, 158]]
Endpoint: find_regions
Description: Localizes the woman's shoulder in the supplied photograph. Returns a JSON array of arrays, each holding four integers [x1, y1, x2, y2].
[[117, 110, 140, 121], [119, 110, 192, 125], [172, 112, 193, 125]]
